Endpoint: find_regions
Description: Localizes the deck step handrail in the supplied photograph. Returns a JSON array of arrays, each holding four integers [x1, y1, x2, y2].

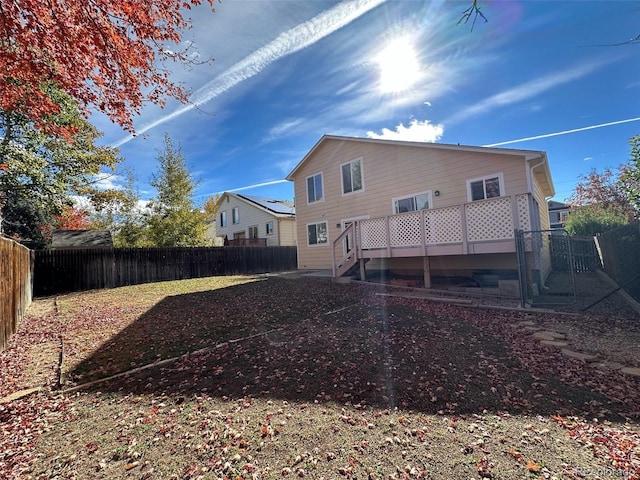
[[332, 223, 358, 277]]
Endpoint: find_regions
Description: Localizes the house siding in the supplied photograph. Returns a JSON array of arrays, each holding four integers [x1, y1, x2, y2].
[[217, 194, 296, 246], [292, 139, 531, 270], [277, 218, 297, 247]]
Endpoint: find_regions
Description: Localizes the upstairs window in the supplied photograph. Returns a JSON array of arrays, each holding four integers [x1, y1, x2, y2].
[[467, 173, 504, 201], [266, 222, 274, 235], [393, 191, 431, 214], [232, 206, 239, 224], [341, 158, 363, 195], [220, 211, 227, 227], [306, 173, 324, 204]]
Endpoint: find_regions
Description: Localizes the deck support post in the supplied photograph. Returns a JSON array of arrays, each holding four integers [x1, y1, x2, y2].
[[359, 259, 366, 281], [423, 256, 431, 289]]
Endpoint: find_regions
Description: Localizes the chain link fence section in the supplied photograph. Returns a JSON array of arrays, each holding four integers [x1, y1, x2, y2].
[[516, 229, 597, 309], [595, 222, 640, 305]]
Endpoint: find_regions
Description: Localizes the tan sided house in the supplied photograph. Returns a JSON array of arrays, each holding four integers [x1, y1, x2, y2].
[[216, 192, 296, 246], [286, 135, 555, 294]]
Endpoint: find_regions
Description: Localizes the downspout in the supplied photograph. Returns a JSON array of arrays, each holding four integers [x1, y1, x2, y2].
[[528, 154, 555, 290]]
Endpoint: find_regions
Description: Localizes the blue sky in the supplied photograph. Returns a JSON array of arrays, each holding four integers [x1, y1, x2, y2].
[[90, 0, 640, 206]]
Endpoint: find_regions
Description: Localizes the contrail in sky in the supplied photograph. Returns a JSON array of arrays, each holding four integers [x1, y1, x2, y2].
[[483, 116, 640, 147], [113, 0, 386, 147], [228, 179, 289, 192]]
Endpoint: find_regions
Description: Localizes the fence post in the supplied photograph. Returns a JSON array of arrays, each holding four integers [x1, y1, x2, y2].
[[514, 229, 528, 308]]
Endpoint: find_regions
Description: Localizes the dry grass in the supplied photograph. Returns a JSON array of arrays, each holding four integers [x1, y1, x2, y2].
[[2, 275, 639, 479]]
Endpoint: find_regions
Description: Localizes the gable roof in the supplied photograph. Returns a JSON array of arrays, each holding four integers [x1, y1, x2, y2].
[[548, 200, 570, 210], [219, 192, 295, 217], [51, 229, 113, 248], [286, 134, 555, 197]]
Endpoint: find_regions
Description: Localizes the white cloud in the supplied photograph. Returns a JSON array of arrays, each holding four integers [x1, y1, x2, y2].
[[366, 119, 444, 142], [113, 0, 386, 147], [447, 59, 616, 125], [264, 118, 306, 142], [70, 195, 93, 210], [90, 172, 123, 191]]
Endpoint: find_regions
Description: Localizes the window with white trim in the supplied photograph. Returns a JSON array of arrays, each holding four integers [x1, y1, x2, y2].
[[220, 210, 227, 227], [466, 173, 504, 201], [306, 173, 324, 204], [248, 225, 258, 238], [393, 191, 432, 214], [307, 221, 328, 246], [266, 222, 274, 235], [341, 158, 363, 195], [232, 206, 239, 224]]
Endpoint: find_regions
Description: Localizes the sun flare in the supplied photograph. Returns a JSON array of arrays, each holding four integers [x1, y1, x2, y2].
[[375, 37, 420, 93]]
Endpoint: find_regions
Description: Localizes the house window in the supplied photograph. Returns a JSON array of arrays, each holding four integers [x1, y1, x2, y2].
[[248, 226, 258, 238], [393, 191, 431, 214], [266, 222, 274, 235], [341, 158, 363, 195], [559, 211, 570, 222], [306, 173, 324, 204], [466, 173, 504, 201], [307, 221, 328, 246], [232, 206, 239, 224], [220, 211, 227, 227]]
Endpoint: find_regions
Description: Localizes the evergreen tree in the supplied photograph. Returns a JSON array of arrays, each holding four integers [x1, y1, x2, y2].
[[145, 135, 207, 247]]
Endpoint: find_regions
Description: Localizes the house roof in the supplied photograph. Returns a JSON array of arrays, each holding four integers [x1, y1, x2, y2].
[[285, 134, 555, 197], [219, 192, 295, 217], [548, 200, 570, 210], [51, 229, 114, 248]]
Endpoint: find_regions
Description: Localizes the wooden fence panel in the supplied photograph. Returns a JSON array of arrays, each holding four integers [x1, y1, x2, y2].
[[1, 237, 33, 352], [34, 246, 298, 296]]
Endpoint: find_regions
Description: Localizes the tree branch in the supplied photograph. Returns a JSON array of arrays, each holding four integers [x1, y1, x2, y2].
[[458, 0, 488, 32]]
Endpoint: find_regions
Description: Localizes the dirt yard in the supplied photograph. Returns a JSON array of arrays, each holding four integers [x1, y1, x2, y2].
[[1, 275, 639, 479]]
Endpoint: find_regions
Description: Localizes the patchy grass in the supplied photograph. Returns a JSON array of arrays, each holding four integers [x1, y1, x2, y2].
[[2, 275, 639, 479]]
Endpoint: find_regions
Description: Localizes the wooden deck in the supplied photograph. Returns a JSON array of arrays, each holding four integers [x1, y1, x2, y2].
[[333, 194, 533, 277]]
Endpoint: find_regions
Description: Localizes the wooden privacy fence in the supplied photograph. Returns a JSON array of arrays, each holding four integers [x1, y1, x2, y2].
[[34, 246, 298, 296], [1, 237, 33, 352]]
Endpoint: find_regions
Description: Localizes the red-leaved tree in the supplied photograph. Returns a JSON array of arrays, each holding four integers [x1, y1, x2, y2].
[[0, 0, 215, 138], [54, 206, 90, 230], [568, 168, 635, 221]]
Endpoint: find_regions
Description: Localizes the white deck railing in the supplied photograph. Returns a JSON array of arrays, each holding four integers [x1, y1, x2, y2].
[[333, 194, 532, 275]]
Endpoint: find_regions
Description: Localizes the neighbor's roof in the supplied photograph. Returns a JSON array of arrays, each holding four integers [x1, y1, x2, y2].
[[548, 200, 570, 210], [51, 229, 114, 248], [221, 192, 295, 217], [285, 134, 554, 197]]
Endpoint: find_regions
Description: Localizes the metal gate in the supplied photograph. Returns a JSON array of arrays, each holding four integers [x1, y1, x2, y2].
[[515, 229, 599, 308], [550, 235, 599, 272]]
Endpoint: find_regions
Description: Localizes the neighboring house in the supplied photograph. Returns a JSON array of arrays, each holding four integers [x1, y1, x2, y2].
[[51, 229, 114, 249], [286, 135, 555, 293], [216, 192, 296, 246], [548, 200, 570, 231]]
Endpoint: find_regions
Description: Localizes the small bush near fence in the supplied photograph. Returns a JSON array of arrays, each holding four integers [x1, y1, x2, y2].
[[596, 222, 640, 302], [34, 246, 298, 296], [0, 237, 33, 352]]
